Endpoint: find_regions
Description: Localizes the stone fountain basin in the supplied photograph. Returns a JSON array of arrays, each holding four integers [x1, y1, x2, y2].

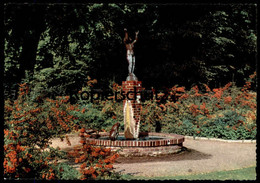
[[86, 132, 185, 157]]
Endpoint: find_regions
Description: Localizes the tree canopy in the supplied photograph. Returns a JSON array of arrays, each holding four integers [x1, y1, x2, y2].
[[4, 3, 257, 98]]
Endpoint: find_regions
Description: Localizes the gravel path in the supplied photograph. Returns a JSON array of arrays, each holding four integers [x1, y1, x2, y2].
[[113, 138, 256, 177], [50, 134, 256, 178]]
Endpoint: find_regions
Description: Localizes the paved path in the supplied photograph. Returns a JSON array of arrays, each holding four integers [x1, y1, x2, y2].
[[50, 134, 256, 178], [113, 138, 256, 177]]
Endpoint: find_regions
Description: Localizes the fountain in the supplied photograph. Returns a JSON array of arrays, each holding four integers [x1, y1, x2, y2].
[[85, 29, 185, 156]]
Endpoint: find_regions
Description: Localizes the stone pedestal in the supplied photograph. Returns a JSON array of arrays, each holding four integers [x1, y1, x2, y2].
[[126, 73, 138, 81], [122, 80, 142, 139]]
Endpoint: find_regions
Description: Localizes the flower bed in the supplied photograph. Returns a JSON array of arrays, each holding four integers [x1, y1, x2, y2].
[[140, 72, 256, 140]]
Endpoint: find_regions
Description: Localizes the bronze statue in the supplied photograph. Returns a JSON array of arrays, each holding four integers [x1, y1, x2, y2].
[[109, 122, 120, 141], [124, 28, 139, 80]]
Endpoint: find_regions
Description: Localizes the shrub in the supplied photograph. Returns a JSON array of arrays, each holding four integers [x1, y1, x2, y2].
[[68, 128, 120, 180], [139, 73, 256, 140], [4, 83, 120, 180], [4, 83, 80, 149]]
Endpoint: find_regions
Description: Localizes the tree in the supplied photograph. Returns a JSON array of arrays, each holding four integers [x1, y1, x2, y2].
[[4, 3, 257, 98]]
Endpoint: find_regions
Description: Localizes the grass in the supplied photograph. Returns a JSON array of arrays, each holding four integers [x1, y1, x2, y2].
[[120, 166, 256, 180]]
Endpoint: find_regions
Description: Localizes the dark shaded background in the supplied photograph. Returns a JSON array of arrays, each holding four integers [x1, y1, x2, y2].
[[4, 3, 257, 98]]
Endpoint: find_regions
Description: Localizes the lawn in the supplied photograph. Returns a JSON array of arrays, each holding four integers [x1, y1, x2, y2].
[[121, 166, 256, 180]]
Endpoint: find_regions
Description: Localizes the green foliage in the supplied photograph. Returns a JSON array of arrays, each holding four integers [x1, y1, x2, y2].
[[4, 83, 120, 180], [197, 110, 256, 140], [67, 79, 124, 132], [5, 86, 81, 149], [140, 99, 164, 132], [69, 102, 108, 132], [53, 163, 81, 180], [140, 74, 256, 140], [196, 5, 257, 87], [4, 4, 256, 96], [121, 166, 256, 180]]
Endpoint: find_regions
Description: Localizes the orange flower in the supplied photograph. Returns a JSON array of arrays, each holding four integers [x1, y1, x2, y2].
[[96, 164, 102, 168], [89, 167, 95, 174], [179, 93, 189, 99], [104, 158, 110, 163], [48, 173, 55, 180], [91, 152, 99, 158], [80, 163, 87, 169], [4, 129, 9, 136], [95, 147, 101, 152], [176, 87, 185, 92], [81, 108, 86, 113], [249, 72, 256, 79], [200, 102, 206, 110], [159, 104, 166, 111], [223, 82, 232, 90], [215, 103, 222, 109], [98, 159, 103, 164], [192, 85, 199, 93], [245, 81, 251, 87], [113, 153, 119, 159], [105, 164, 113, 169], [213, 89, 223, 99], [189, 104, 199, 116], [203, 84, 211, 92], [207, 115, 212, 119], [75, 158, 79, 163], [80, 140, 86, 144], [224, 96, 232, 104], [92, 173, 97, 179], [24, 167, 31, 173], [79, 155, 86, 162], [84, 134, 91, 138]]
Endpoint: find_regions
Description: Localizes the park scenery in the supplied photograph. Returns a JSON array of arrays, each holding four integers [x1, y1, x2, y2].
[[4, 3, 257, 180]]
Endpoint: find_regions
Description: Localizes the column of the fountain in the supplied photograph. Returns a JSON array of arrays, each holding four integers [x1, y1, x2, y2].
[[122, 80, 142, 139]]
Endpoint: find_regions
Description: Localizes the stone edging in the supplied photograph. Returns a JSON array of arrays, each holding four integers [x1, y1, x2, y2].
[[184, 136, 256, 143], [86, 132, 185, 147]]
